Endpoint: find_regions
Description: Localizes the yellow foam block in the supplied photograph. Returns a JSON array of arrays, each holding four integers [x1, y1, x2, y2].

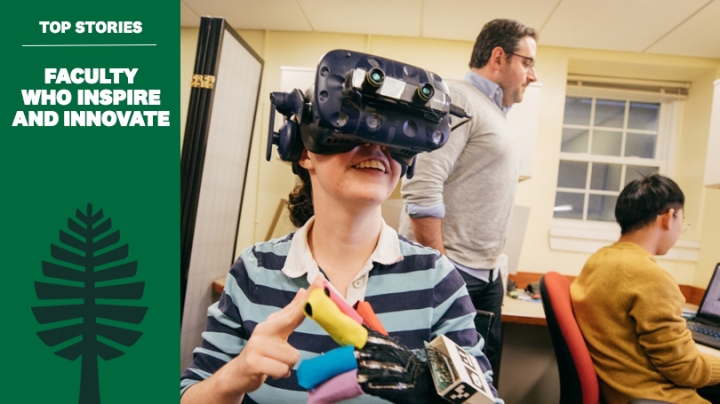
[[304, 288, 368, 349]]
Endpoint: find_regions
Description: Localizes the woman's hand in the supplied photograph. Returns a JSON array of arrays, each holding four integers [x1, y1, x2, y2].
[[182, 278, 324, 404], [214, 287, 310, 398]]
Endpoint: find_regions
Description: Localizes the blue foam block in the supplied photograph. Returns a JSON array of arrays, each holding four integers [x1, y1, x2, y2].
[[296, 345, 357, 390]]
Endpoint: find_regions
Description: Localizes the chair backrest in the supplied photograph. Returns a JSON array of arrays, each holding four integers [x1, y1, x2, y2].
[[540, 272, 599, 404], [473, 309, 495, 346]]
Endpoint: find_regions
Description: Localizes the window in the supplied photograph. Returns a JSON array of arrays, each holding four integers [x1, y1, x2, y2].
[[553, 94, 667, 223], [548, 81, 700, 262]]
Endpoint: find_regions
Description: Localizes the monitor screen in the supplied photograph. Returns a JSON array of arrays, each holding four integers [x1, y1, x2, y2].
[[698, 264, 720, 319]]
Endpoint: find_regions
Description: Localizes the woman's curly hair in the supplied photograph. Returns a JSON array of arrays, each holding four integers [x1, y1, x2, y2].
[[287, 161, 314, 227]]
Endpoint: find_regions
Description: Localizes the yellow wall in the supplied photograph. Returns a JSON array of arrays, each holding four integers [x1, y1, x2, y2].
[[680, 71, 720, 287], [180, 28, 720, 287], [697, 187, 720, 286]]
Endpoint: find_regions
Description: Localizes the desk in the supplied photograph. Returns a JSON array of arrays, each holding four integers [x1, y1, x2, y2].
[[212, 277, 224, 294], [502, 296, 546, 325], [697, 343, 720, 359]]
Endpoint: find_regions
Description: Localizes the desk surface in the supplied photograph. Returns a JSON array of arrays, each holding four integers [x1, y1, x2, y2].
[[502, 296, 546, 326], [697, 343, 720, 359]]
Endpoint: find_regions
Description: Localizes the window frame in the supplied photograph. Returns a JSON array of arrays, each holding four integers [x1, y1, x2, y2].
[[555, 85, 680, 226], [549, 85, 698, 261]]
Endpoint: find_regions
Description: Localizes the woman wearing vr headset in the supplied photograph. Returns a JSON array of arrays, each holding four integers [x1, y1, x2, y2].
[[180, 52, 499, 404]]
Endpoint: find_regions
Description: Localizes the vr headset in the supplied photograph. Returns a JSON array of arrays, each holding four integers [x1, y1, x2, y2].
[[266, 49, 470, 178]]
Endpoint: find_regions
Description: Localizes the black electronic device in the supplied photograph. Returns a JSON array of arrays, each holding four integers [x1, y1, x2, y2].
[[266, 49, 470, 178], [525, 282, 541, 300]]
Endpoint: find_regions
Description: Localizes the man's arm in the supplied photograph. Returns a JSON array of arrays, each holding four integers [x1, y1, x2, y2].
[[401, 85, 473, 249], [408, 216, 446, 255]]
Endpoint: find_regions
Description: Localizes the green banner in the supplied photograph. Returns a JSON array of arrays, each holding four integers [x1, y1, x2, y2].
[[2, 1, 179, 403]]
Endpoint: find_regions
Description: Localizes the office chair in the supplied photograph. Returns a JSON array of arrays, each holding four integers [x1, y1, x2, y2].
[[473, 309, 495, 345], [474, 309, 500, 387], [539, 272, 673, 404], [540, 272, 598, 404]]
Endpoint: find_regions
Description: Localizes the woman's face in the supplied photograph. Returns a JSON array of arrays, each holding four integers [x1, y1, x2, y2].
[[298, 143, 402, 208]]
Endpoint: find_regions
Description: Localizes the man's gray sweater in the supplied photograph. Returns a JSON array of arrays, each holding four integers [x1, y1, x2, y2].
[[399, 80, 520, 270]]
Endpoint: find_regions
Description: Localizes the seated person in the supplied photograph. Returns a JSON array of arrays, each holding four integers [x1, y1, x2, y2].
[[571, 174, 720, 404], [180, 51, 499, 403]]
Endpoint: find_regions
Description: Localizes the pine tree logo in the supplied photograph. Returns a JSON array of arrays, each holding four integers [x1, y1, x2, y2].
[[31, 204, 148, 404]]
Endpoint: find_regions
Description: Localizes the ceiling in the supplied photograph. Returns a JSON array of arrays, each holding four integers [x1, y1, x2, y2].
[[180, 0, 720, 59]]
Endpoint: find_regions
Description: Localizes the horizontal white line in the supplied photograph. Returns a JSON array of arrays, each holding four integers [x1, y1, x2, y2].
[[22, 44, 157, 47]]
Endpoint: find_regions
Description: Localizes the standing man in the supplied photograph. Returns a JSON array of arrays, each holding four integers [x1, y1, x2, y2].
[[399, 19, 538, 374]]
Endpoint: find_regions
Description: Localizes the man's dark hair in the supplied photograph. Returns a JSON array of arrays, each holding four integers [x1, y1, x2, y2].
[[469, 19, 537, 69], [615, 174, 684, 235]]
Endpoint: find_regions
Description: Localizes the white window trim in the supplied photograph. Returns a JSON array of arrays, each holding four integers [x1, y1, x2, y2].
[[549, 86, 700, 262], [549, 219, 700, 262]]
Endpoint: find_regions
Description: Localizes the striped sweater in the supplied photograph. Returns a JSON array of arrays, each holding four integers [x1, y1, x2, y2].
[[181, 221, 498, 403]]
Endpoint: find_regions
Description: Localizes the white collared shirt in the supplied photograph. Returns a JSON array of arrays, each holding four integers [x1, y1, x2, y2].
[[281, 216, 404, 306]]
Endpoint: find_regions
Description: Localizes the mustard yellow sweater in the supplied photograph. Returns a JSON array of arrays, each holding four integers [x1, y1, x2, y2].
[[570, 242, 720, 404]]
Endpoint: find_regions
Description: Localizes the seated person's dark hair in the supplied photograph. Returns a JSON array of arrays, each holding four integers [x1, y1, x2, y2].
[[615, 174, 684, 235]]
